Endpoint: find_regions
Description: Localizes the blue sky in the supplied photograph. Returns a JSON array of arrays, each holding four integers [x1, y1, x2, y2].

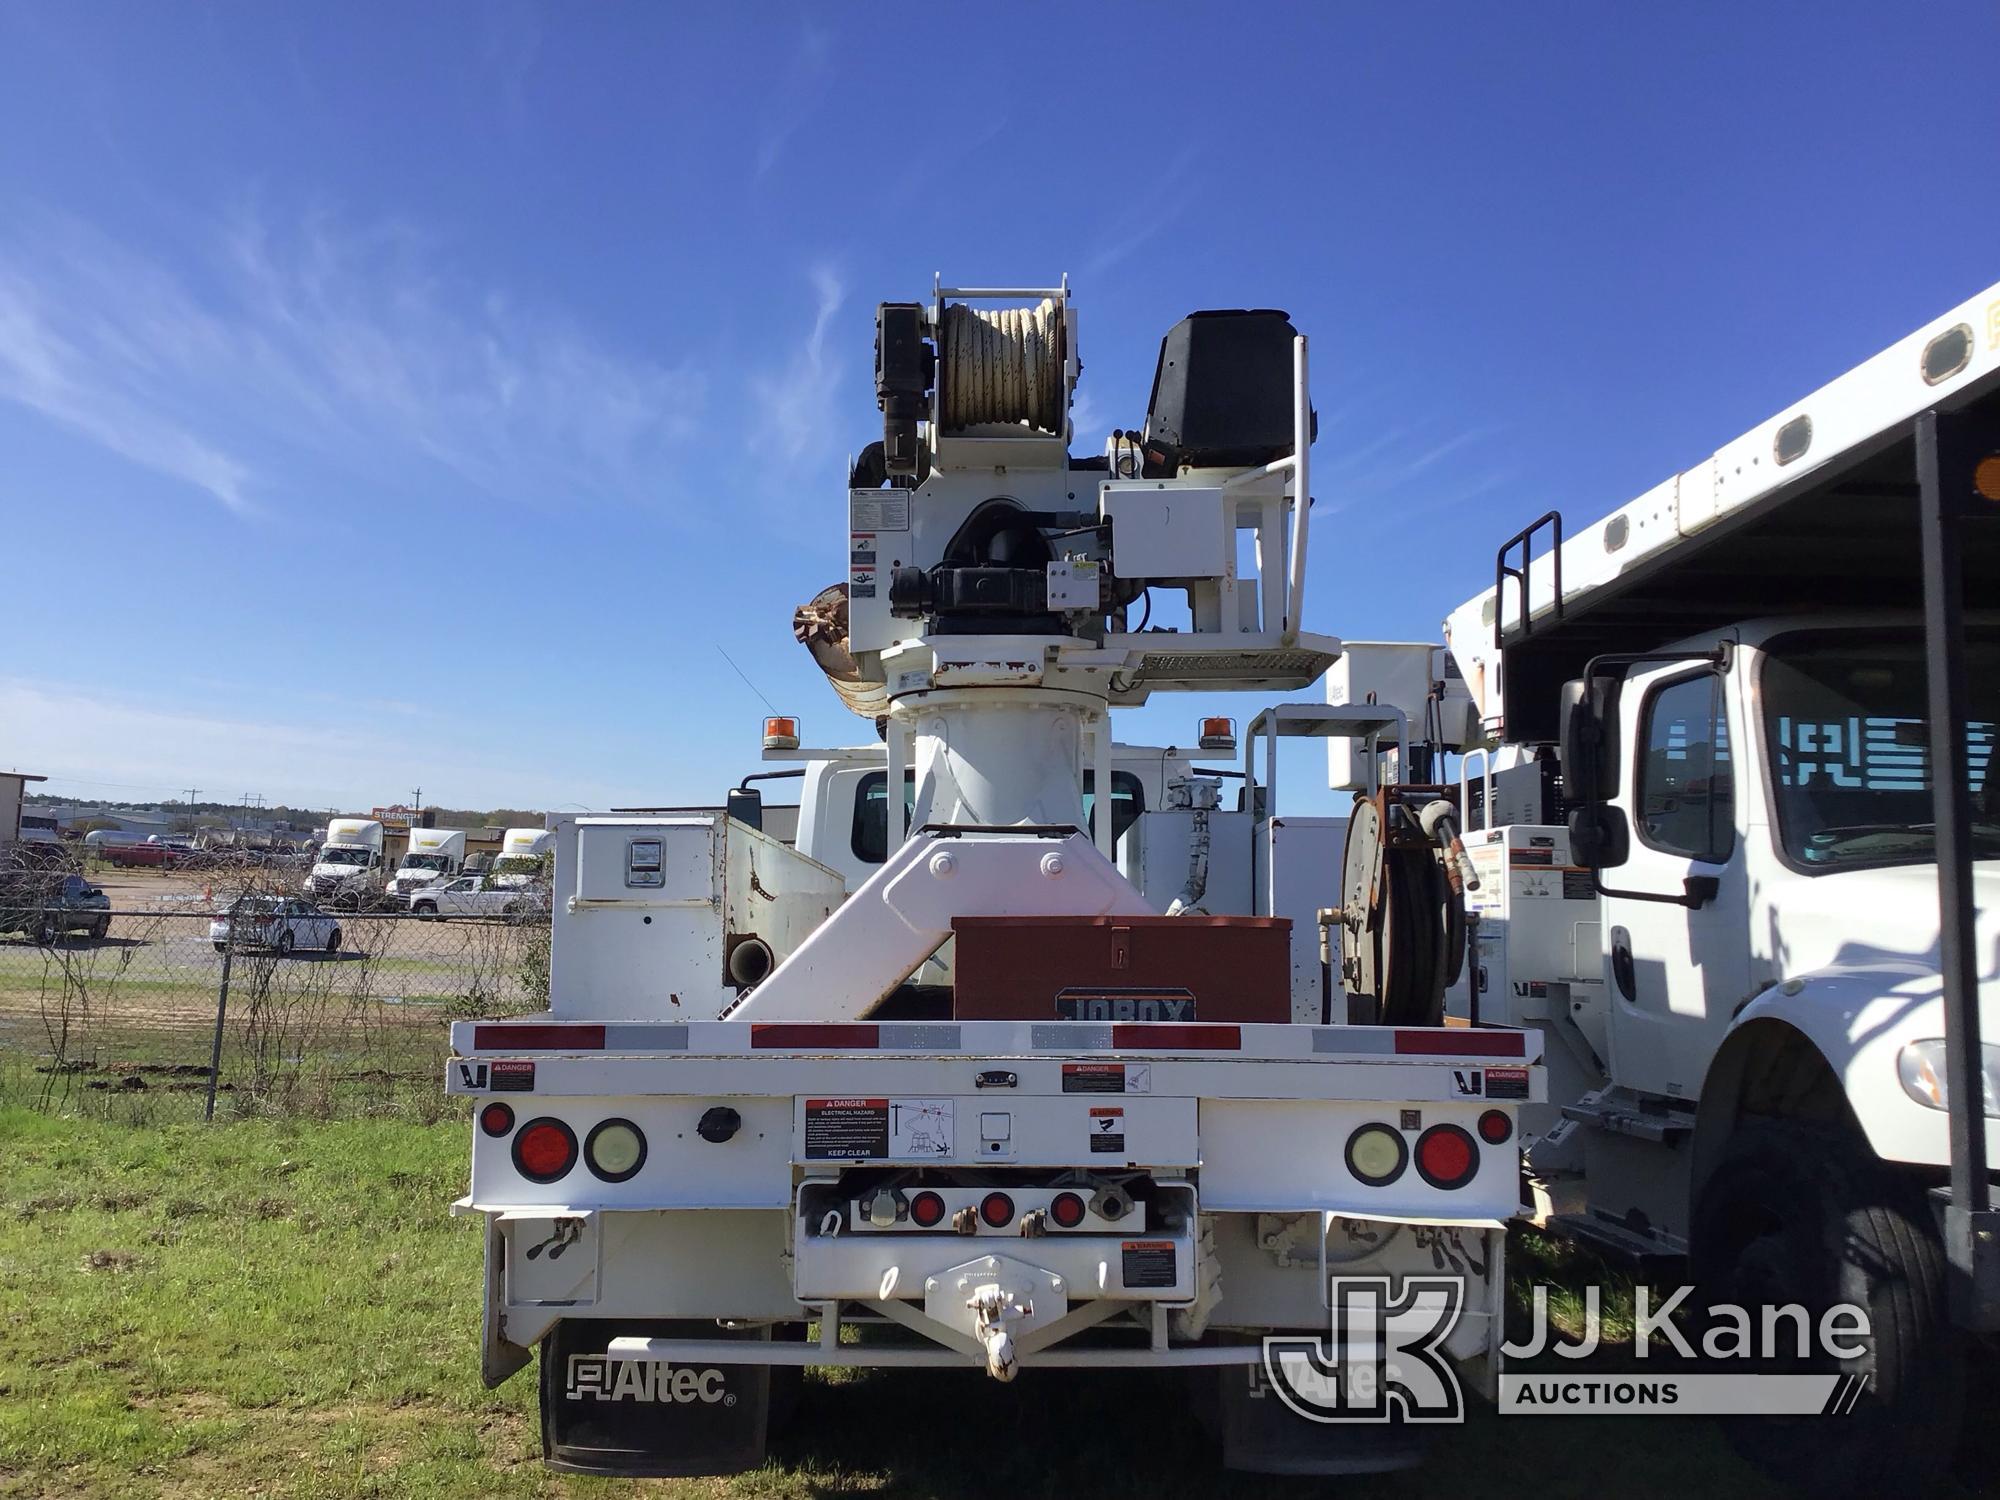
[[3, 2, 1997, 816]]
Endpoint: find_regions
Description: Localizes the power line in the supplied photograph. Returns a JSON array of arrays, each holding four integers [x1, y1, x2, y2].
[[715, 644, 780, 716]]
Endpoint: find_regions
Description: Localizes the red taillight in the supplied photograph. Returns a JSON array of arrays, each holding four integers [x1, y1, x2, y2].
[[479, 1102, 515, 1137], [910, 1191, 946, 1228], [1415, 1124, 1478, 1189], [1049, 1191, 1086, 1229], [979, 1192, 1015, 1229], [1477, 1109, 1513, 1145], [512, 1118, 578, 1183]]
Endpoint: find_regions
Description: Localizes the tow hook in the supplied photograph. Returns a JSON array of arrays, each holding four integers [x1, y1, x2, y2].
[[966, 1284, 1031, 1381]]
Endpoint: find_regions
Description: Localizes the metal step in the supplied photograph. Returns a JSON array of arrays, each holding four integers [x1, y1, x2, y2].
[[1560, 1089, 1694, 1145]]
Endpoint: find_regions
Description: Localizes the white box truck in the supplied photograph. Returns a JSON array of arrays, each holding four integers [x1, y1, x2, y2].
[[305, 817, 387, 909], [392, 827, 467, 903]]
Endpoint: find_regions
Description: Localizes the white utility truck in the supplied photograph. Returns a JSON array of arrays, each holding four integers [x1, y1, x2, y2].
[[449, 281, 1538, 1478], [1439, 280, 2000, 1493], [305, 817, 387, 908], [391, 826, 467, 902]]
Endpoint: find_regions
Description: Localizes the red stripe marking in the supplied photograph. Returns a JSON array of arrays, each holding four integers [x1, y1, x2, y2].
[[1394, 1028, 1526, 1057], [1110, 1023, 1242, 1050], [752, 1023, 881, 1049], [473, 1023, 605, 1051]]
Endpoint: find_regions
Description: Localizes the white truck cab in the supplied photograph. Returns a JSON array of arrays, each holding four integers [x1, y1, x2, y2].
[[1443, 277, 2000, 1495], [392, 827, 467, 901], [306, 817, 387, 908]]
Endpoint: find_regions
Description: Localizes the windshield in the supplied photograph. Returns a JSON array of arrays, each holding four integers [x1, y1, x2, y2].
[[401, 853, 450, 871], [319, 847, 370, 867], [1760, 631, 2000, 870], [493, 855, 542, 875]]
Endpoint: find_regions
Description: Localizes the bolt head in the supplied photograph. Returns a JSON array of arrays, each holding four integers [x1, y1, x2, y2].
[[930, 851, 957, 878], [1040, 853, 1066, 877]]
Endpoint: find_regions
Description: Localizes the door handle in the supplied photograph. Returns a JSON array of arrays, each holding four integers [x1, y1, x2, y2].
[[1609, 925, 1637, 1003]]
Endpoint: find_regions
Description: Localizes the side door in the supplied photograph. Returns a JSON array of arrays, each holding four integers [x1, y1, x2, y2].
[[441, 878, 478, 918], [297, 902, 332, 948], [1601, 659, 1753, 1102]]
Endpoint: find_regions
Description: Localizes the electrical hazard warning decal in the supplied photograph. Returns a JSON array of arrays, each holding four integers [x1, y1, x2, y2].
[[802, 1098, 954, 1159]]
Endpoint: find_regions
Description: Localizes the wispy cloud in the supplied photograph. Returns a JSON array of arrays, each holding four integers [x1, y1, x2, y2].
[[0, 204, 706, 517], [755, 20, 834, 179], [748, 266, 848, 492]]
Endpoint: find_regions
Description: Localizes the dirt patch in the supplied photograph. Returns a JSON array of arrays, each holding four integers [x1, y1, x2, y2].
[[80, 1249, 140, 1272]]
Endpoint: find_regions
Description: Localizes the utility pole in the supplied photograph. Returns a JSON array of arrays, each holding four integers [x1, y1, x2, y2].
[[182, 787, 201, 834], [412, 786, 423, 827]]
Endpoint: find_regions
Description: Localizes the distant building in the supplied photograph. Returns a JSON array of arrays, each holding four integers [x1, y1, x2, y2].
[[0, 769, 50, 844]]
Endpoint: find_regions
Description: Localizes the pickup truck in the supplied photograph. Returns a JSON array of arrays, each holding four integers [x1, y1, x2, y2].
[[410, 875, 546, 922], [0, 873, 112, 943]]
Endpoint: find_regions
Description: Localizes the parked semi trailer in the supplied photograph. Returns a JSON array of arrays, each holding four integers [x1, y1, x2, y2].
[[1441, 278, 2000, 1494], [449, 280, 1537, 1477]]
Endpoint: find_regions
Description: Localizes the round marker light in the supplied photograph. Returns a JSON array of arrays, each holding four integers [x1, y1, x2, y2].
[[478, 1102, 515, 1137], [909, 1190, 946, 1228], [584, 1119, 647, 1183], [1478, 1109, 1513, 1145], [513, 1118, 578, 1183], [1415, 1124, 1479, 1190], [1344, 1123, 1409, 1187], [1049, 1191, 1087, 1229], [979, 1192, 1015, 1229]]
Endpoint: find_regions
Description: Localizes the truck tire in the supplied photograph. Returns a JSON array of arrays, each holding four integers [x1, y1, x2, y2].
[[1690, 1117, 1961, 1497], [326, 927, 342, 954], [413, 902, 437, 920], [36, 916, 58, 946], [277, 930, 296, 957], [89, 916, 109, 941]]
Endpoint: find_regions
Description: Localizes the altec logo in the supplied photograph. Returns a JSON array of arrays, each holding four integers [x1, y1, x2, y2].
[[565, 1355, 735, 1406]]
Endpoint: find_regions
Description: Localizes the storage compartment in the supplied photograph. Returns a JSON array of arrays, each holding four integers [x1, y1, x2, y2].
[[950, 914, 1292, 1022]]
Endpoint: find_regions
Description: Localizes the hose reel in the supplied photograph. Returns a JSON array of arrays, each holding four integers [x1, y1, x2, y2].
[[1338, 792, 1468, 1027]]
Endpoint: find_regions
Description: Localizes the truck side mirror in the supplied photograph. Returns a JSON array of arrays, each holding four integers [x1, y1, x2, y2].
[[727, 788, 764, 832], [1567, 803, 1630, 870], [1559, 674, 1622, 804]]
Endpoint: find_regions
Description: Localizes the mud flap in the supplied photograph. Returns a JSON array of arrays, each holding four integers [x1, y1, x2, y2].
[[481, 1214, 532, 1389], [1205, 1357, 1435, 1476], [539, 1319, 773, 1477]]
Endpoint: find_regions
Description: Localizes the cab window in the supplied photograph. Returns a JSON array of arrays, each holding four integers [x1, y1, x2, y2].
[[850, 770, 1145, 864], [1636, 671, 1734, 861]]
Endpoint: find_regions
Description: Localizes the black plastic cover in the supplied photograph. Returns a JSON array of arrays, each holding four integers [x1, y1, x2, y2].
[[1142, 309, 1308, 475]]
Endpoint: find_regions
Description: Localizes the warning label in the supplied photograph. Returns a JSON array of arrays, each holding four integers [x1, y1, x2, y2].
[[1121, 1241, 1177, 1290], [803, 1098, 889, 1159], [1485, 1066, 1530, 1101], [889, 1099, 953, 1158], [850, 493, 910, 532], [1062, 1064, 1128, 1094], [1089, 1106, 1125, 1155], [490, 1060, 535, 1092], [1562, 868, 1595, 900]]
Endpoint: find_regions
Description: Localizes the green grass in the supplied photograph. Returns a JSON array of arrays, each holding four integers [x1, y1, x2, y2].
[[0, 1108, 1961, 1500]]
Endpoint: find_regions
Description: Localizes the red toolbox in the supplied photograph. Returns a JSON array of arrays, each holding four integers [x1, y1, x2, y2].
[[950, 915, 1293, 1023]]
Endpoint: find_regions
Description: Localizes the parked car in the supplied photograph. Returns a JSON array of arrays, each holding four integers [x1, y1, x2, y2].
[[0, 873, 111, 943], [408, 875, 545, 922], [209, 896, 342, 955]]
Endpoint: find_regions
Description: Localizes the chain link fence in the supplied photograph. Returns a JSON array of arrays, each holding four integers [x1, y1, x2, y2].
[[0, 863, 549, 1122]]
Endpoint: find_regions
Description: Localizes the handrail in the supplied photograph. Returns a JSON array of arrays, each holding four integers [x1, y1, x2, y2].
[[1493, 510, 1563, 650]]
